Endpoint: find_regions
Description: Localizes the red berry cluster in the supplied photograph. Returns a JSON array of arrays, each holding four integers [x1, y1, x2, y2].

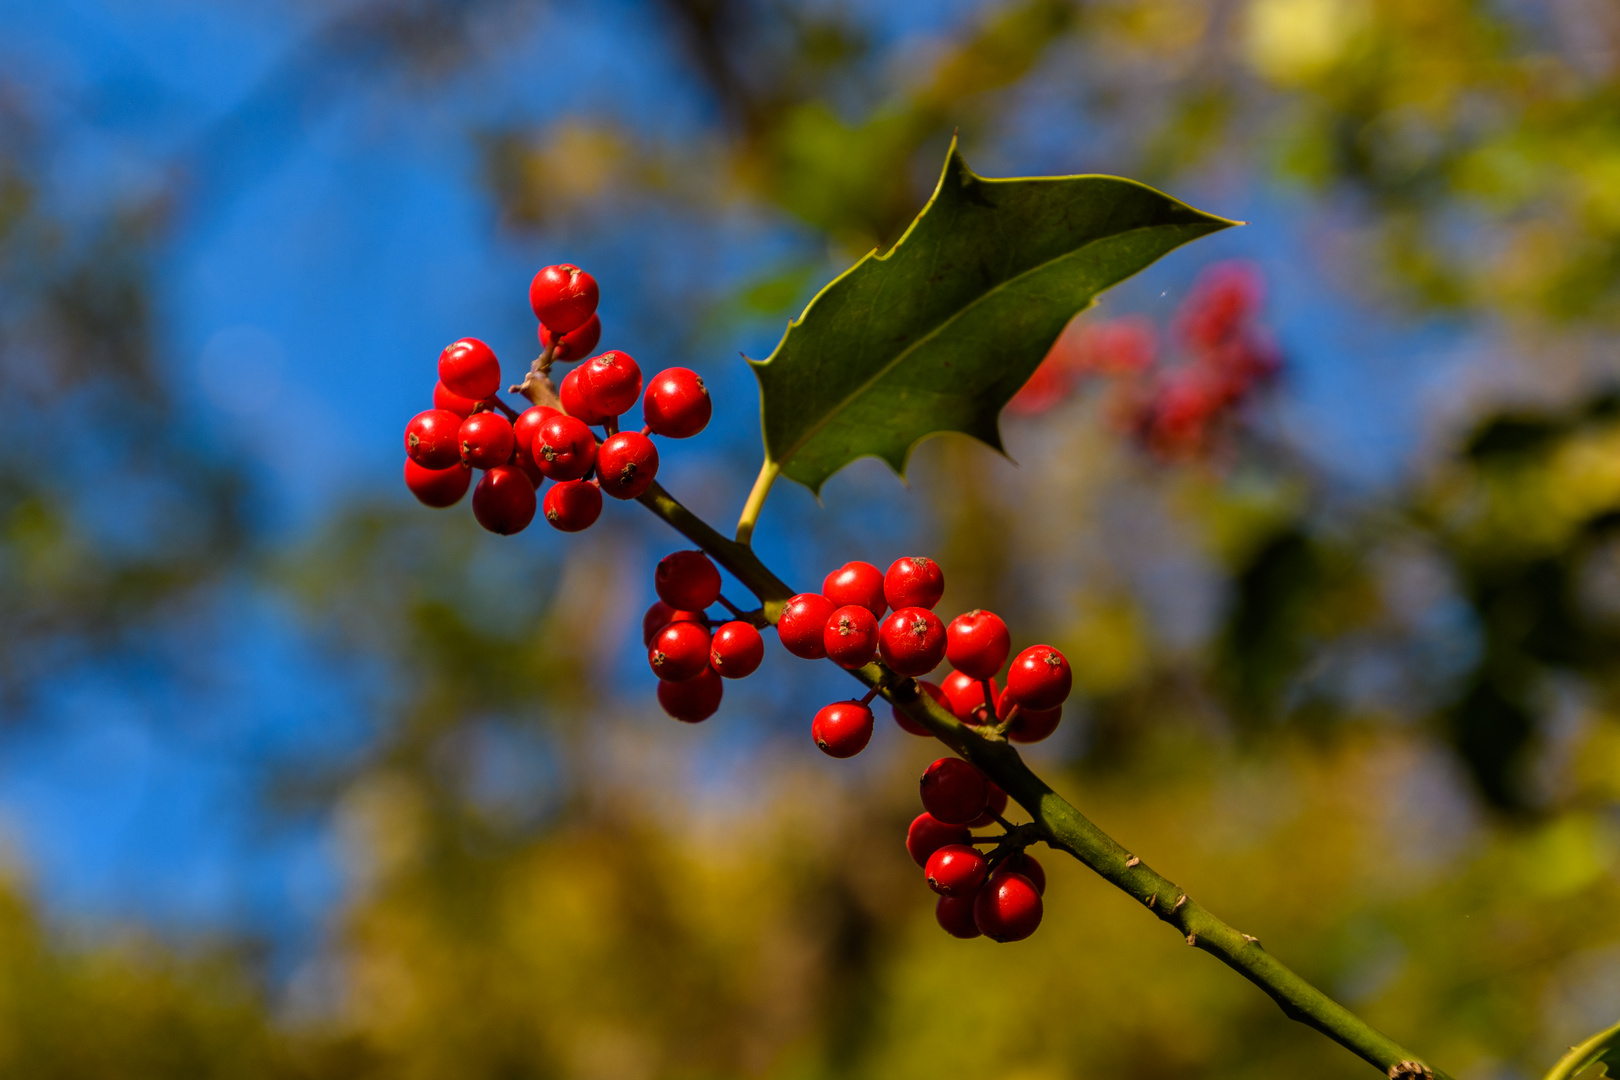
[[907, 765, 1047, 942], [640, 550, 762, 723], [402, 264, 713, 533], [1007, 260, 1280, 459], [781, 559, 1071, 757]]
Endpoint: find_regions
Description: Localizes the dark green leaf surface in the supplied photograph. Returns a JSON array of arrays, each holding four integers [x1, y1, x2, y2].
[[1544, 1017, 1620, 1080], [751, 139, 1239, 493]]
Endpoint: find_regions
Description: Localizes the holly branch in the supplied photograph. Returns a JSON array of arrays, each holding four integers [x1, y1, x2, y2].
[[637, 477, 1450, 1080]]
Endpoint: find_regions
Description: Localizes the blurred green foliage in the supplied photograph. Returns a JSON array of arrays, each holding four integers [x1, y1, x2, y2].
[[5, 1, 1620, 1078]]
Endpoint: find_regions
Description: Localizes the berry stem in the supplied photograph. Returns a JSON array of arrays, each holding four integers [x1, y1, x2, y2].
[[630, 475, 1452, 1080], [734, 459, 780, 547], [513, 342, 563, 410], [487, 396, 520, 420], [859, 686, 881, 706]]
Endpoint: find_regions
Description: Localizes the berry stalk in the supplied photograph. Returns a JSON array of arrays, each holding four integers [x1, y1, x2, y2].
[[631, 476, 1453, 1080]]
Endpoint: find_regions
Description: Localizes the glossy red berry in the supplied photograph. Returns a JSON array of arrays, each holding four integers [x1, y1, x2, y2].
[[655, 550, 721, 611], [823, 605, 879, 669], [529, 264, 599, 334], [935, 894, 982, 939], [811, 700, 873, 758], [823, 561, 886, 619], [458, 410, 515, 469], [580, 351, 642, 417], [994, 853, 1046, 895], [892, 679, 947, 736], [966, 781, 1008, 829], [920, 757, 989, 825], [709, 621, 764, 679], [942, 670, 998, 725], [539, 313, 601, 362], [559, 367, 610, 426], [643, 367, 711, 438], [945, 610, 1010, 679], [513, 406, 558, 469], [906, 812, 971, 867], [878, 607, 946, 676], [1005, 645, 1072, 711], [542, 479, 602, 531], [434, 381, 484, 417], [884, 556, 944, 611], [657, 665, 722, 723], [472, 466, 537, 534], [404, 458, 471, 508], [438, 338, 501, 400], [648, 620, 712, 682], [925, 844, 988, 897], [405, 409, 465, 469], [642, 601, 706, 647], [596, 431, 659, 500], [534, 414, 598, 481], [973, 871, 1043, 942], [776, 593, 835, 659]]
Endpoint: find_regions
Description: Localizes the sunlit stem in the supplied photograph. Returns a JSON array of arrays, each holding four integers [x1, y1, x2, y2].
[[734, 459, 780, 546]]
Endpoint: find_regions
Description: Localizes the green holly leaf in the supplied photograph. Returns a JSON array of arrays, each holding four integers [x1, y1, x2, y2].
[[1544, 1017, 1620, 1080], [750, 137, 1239, 494]]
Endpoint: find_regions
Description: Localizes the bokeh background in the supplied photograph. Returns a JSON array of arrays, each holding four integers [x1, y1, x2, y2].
[[1, 1, 1619, 1077]]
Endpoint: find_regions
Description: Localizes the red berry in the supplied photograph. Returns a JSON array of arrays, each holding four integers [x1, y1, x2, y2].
[[936, 894, 982, 939], [580, 351, 643, 417], [642, 601, 706, 647], [434, 381, 484, 417], [458, 411, 515, 469], [823, 561, 886, 619], [655, 550, 721, 611], [648, 620, 712, 682], [945, 610, 1010, 679], [529, 263, 599, 334], [906, 812, 971, 867], [539, 313, 601, 362], [878, 606, 946, 676], [405, 409, 464, 469], [892, 679, 947, 736], [658, 665, 722, 722], [919, 757, 988, 825], [596, 431, 659, 500], [811, 700, 873, 758], [643, 367, 711, 438], [966, 781, 1008, 829], [1005, 645, 1072, 711], [542, 479, 602, 531], [777, 593, 836, 659], [404, 458, 471, 508], [973, 872, 1042, 942], [534, 414, 598, 481], [513, 406, 558, 469], [709, 621, 764, 679], [925, 844, 988, 897], [823, 605, 879, 669], [559, 367, 610, 426], [1006, 698, 1062, 743], [438, 338, 501, 400], [994, 853, 1046, 895], [884, 556, 944, 611], [942, 670, 998, 725], [472, 466, 537, 534], [512, 454, 544, 488]]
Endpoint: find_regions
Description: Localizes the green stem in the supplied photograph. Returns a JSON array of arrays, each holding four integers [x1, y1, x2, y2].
[[635, 481, 1451, 1080], [734, 459, 780, 546]]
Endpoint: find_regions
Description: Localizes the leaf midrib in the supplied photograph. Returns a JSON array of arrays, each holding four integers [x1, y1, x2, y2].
[[770, 218, 1199, 469]]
